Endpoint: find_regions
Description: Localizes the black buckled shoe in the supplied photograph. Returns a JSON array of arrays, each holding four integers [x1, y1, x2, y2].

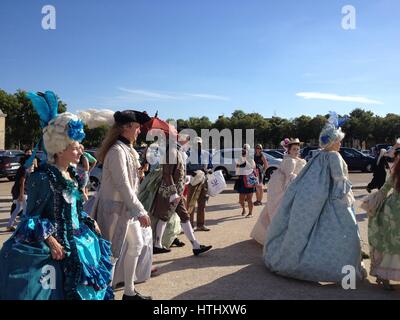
[[193, 245, 212, 256], [195, 226, 210, 232], [153, 246, 171, 254], [171, 238, 186, 247], [122, 291, 152, 300]]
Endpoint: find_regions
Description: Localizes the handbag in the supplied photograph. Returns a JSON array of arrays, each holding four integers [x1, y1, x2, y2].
[[243, 170, 259, 188], [207, 170, 227, 197]]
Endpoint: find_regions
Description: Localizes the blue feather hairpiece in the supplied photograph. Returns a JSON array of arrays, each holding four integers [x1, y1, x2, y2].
[[26, 91, 59, 128], [328, 111, 349, 129], [24, 91, 60, 167]]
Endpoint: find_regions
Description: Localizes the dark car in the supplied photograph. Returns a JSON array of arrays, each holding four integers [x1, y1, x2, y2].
[[0, 150, 25, 181], [301, 146, 320, 159], [339, 147, 375, 172], [370, 144, 394, 161], [304, 148, 322, 162], [373, 144, 393, 153]]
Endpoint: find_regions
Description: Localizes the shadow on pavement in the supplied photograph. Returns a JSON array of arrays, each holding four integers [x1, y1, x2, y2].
[[152, 240, 400, 300], [206, 203, 241, 213], [200, 215, 248, 228]]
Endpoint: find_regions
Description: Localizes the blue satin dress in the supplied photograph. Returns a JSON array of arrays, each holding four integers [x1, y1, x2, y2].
[[0, 165, 113, 300]]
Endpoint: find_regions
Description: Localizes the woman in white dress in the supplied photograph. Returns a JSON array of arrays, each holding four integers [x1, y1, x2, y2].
[[250, 138, 306, 245]]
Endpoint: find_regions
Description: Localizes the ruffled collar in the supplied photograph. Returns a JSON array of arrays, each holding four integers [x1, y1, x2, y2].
[[45, 164, 82, 190], [116, 140, 141, 168]]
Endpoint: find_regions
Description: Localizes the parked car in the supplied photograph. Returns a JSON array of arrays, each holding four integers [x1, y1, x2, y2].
[[301, 146, 320, 160], [263, 149, 284, 159], [372, 144, 393, 153], [370, 144, 395, 162], [339, 147, 375, 172], [361, 149, 372, 156], [0, 150, 25, 181], [211, 148, 282, 182], [304, 148, 322, 162], [0, 150, 23, 157], [88, 163, 103, 191]]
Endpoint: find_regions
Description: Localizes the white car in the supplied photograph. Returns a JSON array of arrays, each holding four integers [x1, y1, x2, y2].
[[211, 148, 282, 182], [88, 163, 102, 191]]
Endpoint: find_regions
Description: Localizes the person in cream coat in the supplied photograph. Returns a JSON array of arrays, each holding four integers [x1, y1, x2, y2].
[[92, 110, 152, 300]]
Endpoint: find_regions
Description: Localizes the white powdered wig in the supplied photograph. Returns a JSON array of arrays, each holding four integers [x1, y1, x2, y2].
[[43, 112, 80, 163], [78, 109, 115, 129]]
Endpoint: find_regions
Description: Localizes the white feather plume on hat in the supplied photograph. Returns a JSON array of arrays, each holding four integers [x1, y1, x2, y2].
[[78, 109, 115, 129]]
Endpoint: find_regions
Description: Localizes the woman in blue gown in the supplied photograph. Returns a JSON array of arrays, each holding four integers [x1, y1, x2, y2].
[[0, 91, 113, 300], [263, 113, 364, 283]]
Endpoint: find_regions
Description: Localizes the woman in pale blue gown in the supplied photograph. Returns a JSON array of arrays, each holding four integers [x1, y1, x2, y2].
[[264, 113, 364, 282]]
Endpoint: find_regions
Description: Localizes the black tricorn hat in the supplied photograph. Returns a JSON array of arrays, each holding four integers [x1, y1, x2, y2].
[[114, 110, 151, 125]]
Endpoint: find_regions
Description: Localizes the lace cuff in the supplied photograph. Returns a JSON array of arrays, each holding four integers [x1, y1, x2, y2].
[[14, 216, 55, 243]]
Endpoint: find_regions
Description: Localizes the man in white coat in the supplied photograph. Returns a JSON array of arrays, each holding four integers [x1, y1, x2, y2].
[[93, 110, 152, 300]]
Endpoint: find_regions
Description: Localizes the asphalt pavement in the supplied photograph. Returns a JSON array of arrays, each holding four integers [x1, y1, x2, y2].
[[1, 173, 399, 300]]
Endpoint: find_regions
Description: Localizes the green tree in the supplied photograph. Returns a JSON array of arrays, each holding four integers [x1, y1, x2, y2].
[[0, 89, 68, 149], [344, 109, 375, 146], [82, 125, 108, 149], [266, 117, 292, 147], [382, 113, 400, 143], [292, 115, 313, 143], [308, 115, 327, 145]]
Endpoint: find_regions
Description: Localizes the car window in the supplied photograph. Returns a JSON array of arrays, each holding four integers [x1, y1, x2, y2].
[[263, 153, 272, 161], [352, 149, 362, 157], [342, 149, 356, 158]]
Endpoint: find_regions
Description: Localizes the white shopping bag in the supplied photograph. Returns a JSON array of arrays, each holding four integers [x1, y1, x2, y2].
[[207, 170, 227, 197]]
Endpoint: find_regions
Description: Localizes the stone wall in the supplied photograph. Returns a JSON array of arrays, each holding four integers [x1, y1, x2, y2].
[[0, 111, 6, 150]]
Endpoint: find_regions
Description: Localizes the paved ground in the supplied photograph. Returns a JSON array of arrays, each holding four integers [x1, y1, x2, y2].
[[1, 173, 399, 300]]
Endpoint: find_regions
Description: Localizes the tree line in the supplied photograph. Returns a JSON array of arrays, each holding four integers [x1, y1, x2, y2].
[[174, 109, 400, 149], [1, 89, 399, 150]]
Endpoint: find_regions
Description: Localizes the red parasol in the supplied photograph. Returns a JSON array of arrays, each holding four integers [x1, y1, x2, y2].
[[141, 114, 178, 137]]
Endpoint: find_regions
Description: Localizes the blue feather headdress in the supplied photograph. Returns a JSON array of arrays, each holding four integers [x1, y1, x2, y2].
[[26, 91, 59, 129], [25, 91, 86, 167], [319, 111, 350, 149], [327, 111, 349, 129], [24, 91, 60, 167]]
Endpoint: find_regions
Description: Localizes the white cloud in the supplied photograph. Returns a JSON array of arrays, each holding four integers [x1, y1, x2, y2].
[[184, 93, 230, 101], [118, 87, 181, 100], [117, 87, 230, 102], [296, 92, 384, 105]]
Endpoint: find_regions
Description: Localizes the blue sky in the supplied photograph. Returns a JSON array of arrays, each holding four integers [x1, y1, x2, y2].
[[0, 0, 399, 121]]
